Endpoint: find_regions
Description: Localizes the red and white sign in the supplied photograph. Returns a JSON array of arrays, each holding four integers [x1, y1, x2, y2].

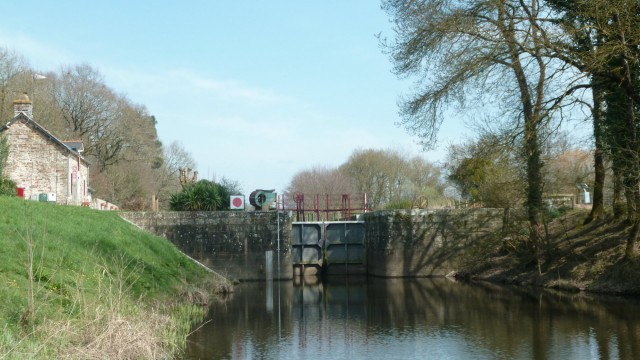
[[230, 195, 245, 210]]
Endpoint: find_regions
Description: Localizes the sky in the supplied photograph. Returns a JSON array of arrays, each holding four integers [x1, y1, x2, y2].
[[0, 1, 467, 195]]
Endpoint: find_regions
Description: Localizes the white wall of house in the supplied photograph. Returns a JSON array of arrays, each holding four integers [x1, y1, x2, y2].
[[66, 153, 89, 205]]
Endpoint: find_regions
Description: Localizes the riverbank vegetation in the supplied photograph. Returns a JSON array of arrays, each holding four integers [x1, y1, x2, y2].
[[0, 196, 228, 358], [458, 208, 640, 295]]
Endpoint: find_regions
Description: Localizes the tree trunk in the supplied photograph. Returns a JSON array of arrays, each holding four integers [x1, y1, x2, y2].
[[623, 152, 639, 257], [622, 91, 639, 258], [525, 115, 545, 273], [585, 79, 606, 224], [612, 165, 626, 219], [626, 220, 640, 258], [496, 0, 545, 268], [606, 80, 630, 221], [525, 122, 544, 228]]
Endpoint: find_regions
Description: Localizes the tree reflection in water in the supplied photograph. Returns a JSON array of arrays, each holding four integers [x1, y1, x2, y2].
[[186, 277, 640, 360]]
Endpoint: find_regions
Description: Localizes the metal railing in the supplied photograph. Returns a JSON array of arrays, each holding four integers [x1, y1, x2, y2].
[[279, 193, 368, 222]]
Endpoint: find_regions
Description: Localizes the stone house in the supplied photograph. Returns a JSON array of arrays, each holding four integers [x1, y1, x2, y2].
[[0, 94, 90, 205]]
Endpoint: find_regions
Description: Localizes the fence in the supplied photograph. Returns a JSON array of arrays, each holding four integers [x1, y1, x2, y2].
[[281, 193, 368, 222]]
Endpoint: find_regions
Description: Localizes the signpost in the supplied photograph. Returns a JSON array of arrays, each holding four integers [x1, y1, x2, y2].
[[230, 195, 245, 210]]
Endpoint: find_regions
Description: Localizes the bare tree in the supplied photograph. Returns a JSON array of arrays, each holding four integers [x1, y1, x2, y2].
[[52, 64, 166, 170], [382, 0, 576, 266], [338, 148, 444, 209], [48, 64, 173, 206], [53, 64, 116, 139], [404, 155, 445, 201], [51, 64, 131, 170], [154, 141, 197, 207], [0, 48, 28, 121], [284, 165, 356, 199], [339, 149, 404, 209]]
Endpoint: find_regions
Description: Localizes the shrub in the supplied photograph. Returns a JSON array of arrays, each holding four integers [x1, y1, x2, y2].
[[545, 205, 571, 220], [121, 197, 147, 211], [0, 178, 16, 197], [170, 180, 222, 211], [384, 198, 413, 210]]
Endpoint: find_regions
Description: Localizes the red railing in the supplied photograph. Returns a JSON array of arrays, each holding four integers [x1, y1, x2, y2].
[[279, 193, 368, 222]]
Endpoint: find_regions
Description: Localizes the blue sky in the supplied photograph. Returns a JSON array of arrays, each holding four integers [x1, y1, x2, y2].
[[0, 1, 464, 194]]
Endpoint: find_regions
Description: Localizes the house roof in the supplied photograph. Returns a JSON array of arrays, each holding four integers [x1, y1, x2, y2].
[[1, 112, 90, 165], [62, 140, 84, 153]]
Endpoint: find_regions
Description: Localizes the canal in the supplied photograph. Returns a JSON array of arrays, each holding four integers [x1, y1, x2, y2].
[[185, 277, 640, 359]]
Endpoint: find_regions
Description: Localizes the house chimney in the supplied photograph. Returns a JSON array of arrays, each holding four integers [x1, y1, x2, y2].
[[13, 92, 33, 118]]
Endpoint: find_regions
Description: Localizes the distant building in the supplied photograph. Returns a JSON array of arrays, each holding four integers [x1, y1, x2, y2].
[[0, 93, 90, 205]]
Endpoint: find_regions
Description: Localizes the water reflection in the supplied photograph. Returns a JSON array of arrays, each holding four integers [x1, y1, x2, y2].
[[186, 277, 640, 360]]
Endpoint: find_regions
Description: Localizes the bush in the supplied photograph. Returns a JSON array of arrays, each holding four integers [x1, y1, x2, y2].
[[0, 178, 16, 197], [170, 180, 222, 211], [384, 198, 413, 210], [545, 205, 571, 220], [170, 179, 243, 211], [121, 197, 147, 211]]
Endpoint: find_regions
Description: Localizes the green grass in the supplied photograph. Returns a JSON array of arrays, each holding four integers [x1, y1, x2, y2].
[[0, 195, 218, 358]]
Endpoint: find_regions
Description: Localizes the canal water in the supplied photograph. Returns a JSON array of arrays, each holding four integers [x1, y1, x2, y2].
[[185, 277, 640, 359]]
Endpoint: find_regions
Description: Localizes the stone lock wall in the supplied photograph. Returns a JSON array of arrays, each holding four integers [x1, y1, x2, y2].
[[363, 209, 505, 277], [120, 211, 293, 280], [121, 208, 506, 280]]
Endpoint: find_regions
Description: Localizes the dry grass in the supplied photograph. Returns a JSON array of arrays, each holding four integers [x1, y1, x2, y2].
[[1, 256, 216, 359], [64, 312, 170, 359], [179, 272, 234, 307], [461, 209, 640, 294], [20, 294, 209, 359]]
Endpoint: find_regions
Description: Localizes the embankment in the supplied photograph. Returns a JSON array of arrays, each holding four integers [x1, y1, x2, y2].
[[0, 196, 220, 358]]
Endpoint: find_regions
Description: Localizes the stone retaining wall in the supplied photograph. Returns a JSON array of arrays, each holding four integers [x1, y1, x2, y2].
[[120, 211, 293, 280], [363, 209, 506, 277], [121, 208, 506, 280]]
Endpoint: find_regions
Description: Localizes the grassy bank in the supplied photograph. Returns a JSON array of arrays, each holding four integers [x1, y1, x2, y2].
[[459, 209, 640, 294], [0, 196, 226, 358]]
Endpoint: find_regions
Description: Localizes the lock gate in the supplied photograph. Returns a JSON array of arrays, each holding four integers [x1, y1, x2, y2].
[[291, 221, 365, 276]]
